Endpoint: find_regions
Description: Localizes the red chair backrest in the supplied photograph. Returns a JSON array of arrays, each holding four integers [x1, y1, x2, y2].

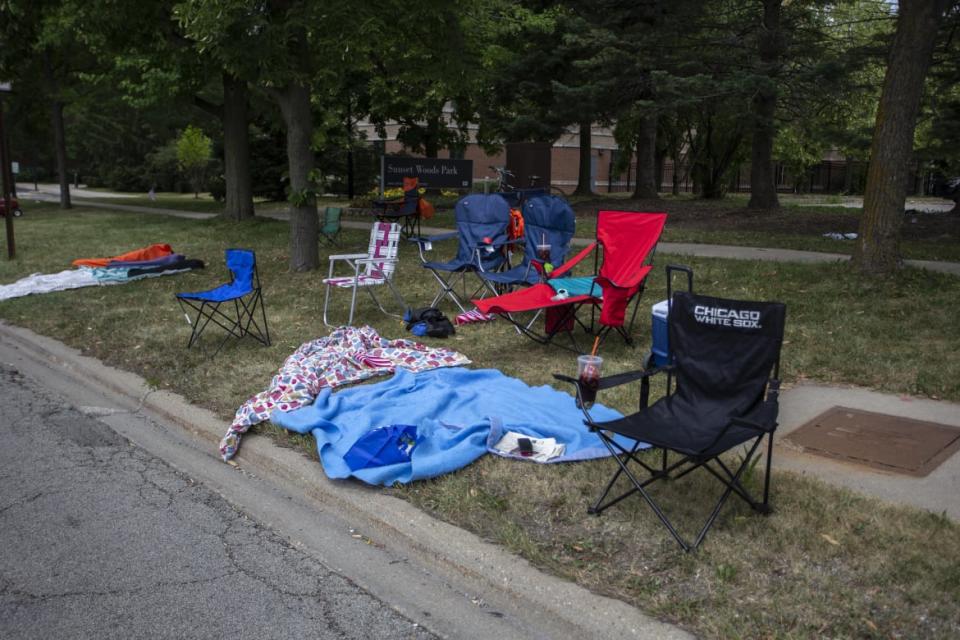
[[596, 211, 667, 288]]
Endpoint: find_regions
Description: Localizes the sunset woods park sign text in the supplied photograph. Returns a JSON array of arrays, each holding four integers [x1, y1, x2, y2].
[[380, 156, 473, 190]]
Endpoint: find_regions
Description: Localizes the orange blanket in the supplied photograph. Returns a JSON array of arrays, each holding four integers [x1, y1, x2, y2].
[[72, 243, 174, 267]]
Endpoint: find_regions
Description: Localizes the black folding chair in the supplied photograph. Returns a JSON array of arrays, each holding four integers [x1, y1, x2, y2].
[[374, 177, 421, 238], [175, 248, 271, 357], [556, 291, 787, 551]]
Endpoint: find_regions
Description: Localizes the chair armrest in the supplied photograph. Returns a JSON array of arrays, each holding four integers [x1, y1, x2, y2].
[[354, 257, 398, 265], [419, 231, 458, 244], [555, 364, 673, 418], [373, 197, 404, 207], [328, 252, 368, 261], [492, 237, 524, 249], [729, 382, 781, 434], [697, 383, 782, 454], [549, 242, 597, 279], [554, 366, 670, 391], [730, 416, 776, 434]]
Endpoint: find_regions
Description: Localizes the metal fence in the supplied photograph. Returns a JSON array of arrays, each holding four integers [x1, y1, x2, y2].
[[607, 158, 932, 196]]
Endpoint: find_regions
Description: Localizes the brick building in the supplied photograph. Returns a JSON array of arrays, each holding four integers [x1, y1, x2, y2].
[[358, 117, 624, 194]]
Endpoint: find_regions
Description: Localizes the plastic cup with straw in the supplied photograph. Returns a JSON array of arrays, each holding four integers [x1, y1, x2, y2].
[[577, 337, 603, 409]]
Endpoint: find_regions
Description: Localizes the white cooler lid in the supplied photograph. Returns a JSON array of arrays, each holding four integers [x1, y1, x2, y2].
[[652, 299, 670, 318]]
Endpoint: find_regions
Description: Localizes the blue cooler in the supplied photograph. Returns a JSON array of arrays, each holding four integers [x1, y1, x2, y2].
[[651, 299, 670, 366]]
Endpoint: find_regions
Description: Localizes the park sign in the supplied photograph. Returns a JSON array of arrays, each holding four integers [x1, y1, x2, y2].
[[380, 155, 473, 191]]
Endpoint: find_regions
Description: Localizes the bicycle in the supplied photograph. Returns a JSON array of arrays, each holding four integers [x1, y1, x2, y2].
[[489, 166, 567, 198], [489, 165, 518, 194]]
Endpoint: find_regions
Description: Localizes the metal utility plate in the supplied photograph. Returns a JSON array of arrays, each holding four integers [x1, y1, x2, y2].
[[784, 406, 960, 477]]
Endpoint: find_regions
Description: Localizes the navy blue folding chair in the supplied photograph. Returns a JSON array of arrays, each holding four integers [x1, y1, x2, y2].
[[176, 248, 270, 356], [413, 194, 512, 313], [479, 195, 575, 294]]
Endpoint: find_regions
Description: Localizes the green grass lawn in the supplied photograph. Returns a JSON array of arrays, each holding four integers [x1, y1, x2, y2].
[[1, 203, 958, 639], [65, 189, 960, 262]]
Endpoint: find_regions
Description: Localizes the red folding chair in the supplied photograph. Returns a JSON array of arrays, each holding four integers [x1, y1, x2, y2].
[[473, 210, 667, 351]]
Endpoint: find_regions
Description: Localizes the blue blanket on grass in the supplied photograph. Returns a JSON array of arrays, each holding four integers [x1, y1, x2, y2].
[[271, 367, 639, 486]]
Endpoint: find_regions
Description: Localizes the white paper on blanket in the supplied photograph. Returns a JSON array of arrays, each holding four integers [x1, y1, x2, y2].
[[493, 430, 566, 463]]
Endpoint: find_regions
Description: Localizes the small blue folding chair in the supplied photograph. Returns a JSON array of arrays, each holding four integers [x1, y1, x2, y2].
[[413, 194, 512, 313], [176, 248, 270, 356]]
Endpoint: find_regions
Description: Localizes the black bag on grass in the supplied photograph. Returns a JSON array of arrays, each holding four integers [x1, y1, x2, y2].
[[404, 307, 455, 338]]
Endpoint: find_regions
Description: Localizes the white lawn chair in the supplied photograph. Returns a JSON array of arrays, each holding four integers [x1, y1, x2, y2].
[[323, 221, 406, 326]]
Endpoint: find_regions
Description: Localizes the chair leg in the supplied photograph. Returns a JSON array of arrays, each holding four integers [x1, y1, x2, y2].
[[237, 290, 270, 346], [428, 270, 471, 314], [323, 281, 335, 327], [589, 433, 770, 552], [178, 292, 269, 356], [348, 280, 359, 325], [603, 444, 693, 552], [367, 279, 407, 317], [254, 290, 271, 346], [177, 298, 208, 349], [690, 438, 765, 549], [763, 432, 774, 509]]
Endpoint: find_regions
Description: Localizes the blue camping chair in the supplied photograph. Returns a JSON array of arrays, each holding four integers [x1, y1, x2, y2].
[[479, 195, 575, 294], [175, 249, 270, 356], [413, 194, 512, 313]]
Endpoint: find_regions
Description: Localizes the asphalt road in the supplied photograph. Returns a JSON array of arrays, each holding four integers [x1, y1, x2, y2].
[[0, 363, 435, 640]]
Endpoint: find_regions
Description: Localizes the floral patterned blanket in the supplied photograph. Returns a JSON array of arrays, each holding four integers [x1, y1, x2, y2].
[[220, 325, 470, 460]]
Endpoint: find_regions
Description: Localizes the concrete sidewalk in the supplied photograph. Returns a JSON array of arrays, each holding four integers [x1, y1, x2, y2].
[[25, 192, 960, 276], [777, 384, 960, 519]]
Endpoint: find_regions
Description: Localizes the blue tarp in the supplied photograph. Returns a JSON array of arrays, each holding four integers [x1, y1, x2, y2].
[[271, 367, 634, 486]]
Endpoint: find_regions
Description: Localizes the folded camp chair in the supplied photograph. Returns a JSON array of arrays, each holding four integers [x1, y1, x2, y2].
[[176, 248, 270, 357], [374, 176, 421, 238], [473, 210, 666, 351], [478, 195, 576, 294], [323, 221, 406, 326], [319, 206, 343, 245], [414, 193, 512, 314], [555, 291, 787, 552]]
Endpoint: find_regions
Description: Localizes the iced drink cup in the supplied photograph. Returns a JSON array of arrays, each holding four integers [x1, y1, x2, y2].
[[536, 244, 551, 261], [576, 355, 603, 409]]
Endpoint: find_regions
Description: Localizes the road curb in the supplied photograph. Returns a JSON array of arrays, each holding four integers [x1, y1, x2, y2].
[[0, 320, 690, 640]]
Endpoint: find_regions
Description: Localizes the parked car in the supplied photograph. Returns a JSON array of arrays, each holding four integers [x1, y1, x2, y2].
[[0, 196, 23, 217]]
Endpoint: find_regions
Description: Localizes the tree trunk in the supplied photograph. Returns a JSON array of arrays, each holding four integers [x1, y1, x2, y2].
[[43, 50, 72, 209], [573, 121, 593, 196], [222, 72, 255, 220], [424, 116, 440, 158], [275, 82, 318, 272], [671, 142, 682, 195], [632, 115, 658, 199], [748, 0, 782, 210], [43, 52, 71, 210], [654, 149, 665, 195], [50, 100, 71, 209], [854, 0, 946, 276]]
